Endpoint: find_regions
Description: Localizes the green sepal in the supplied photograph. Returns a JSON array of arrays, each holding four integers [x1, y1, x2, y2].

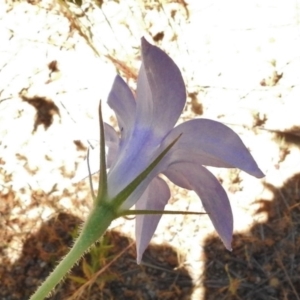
[[111, 134, 182, 209], [95, 101, 108, 205]]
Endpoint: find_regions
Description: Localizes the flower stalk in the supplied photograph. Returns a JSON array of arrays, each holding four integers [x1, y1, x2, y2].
[[29, 204, 115, 300]]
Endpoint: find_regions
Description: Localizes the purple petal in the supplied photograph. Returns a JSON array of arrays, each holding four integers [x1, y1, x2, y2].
[[135, 38, 186, 139], [135, 176, 171, 263], [163, 162, 233, 250], [107, 75, 136, 142], [163, 119, 264, 178], [103, 123, 120, 167], [107, 129, 160, 200], [106, 38, 186, 199]]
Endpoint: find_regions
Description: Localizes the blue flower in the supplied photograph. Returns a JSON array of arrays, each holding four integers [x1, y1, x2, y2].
[[80, 38, 264, 263]]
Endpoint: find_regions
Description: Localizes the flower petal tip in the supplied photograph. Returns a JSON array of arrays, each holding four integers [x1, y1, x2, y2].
[[256, 169, 265, 179], [249, 167, 265, 179], [141, 37, 150, 52], [224, 241, 232, 252], [136, 256, 142, 265], [244, 160, 265, 178], [221, 236, 232, 252]]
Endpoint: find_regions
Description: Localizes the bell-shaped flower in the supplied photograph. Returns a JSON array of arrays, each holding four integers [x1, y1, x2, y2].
[[80, 38, 264, 263]]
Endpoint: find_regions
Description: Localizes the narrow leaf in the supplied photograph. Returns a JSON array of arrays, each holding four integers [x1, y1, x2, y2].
[[68, 275, 88, 284], [82, 258, 94, 279], [120, 209, 207, 216]]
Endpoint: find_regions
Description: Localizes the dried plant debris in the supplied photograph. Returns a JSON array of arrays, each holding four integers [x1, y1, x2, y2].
[[260, 70, 283, 87], [46, 60, 61, 83], [20, 94, 60, 132], [252, 112, 267, 128], [188, 92, 203, 115]]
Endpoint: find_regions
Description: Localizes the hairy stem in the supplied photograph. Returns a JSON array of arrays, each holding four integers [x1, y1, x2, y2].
[[29, 204, 115, 300]]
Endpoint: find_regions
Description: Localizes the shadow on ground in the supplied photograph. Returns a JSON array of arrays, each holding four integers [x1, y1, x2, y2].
[[1, 212, 193, 300], [202, 173, 300, 300]]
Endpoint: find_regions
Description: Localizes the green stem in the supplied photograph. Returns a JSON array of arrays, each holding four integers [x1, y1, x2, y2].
[[29, 204, 115, 300]]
